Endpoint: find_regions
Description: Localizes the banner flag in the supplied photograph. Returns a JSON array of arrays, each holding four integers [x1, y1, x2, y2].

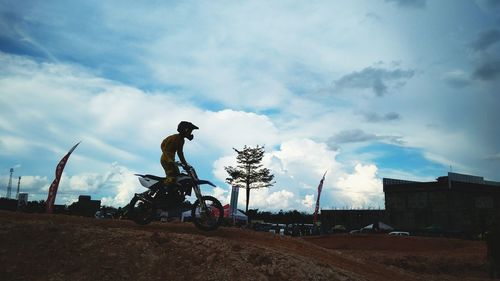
[[313, 171, 327, 225], [46, 142, 80, 213]]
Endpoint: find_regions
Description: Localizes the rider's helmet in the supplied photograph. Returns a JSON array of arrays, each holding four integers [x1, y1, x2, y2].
[[177, 121, 199, 141]]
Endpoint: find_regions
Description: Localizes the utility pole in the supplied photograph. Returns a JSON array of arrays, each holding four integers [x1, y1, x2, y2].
[[16, 176, 21, 199], [6, 168, 13, 199]]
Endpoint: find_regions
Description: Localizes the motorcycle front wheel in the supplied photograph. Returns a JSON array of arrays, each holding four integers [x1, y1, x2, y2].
[[128, 194, 155, 225], [191, 196, 224, 231]]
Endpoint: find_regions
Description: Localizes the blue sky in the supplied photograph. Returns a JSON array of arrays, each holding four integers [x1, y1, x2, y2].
[[1, 0, 499, 211]]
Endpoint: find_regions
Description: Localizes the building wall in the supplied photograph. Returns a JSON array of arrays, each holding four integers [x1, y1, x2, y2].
[[384, 178, 500, 234], [320, 174, 500, 235], [70, 195, 101, 217]]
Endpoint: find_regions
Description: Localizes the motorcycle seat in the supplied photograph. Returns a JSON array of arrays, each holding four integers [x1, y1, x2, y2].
[[139, 174, 166, 181]]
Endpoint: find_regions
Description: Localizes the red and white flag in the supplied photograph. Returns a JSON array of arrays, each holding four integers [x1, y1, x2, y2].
[[313, 171, 327, 225], [46, 142, 80, 213]]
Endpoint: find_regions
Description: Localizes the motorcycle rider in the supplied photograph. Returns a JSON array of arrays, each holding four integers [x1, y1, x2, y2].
[[161, 121, 199, 187], [158, 121, 198, 222]]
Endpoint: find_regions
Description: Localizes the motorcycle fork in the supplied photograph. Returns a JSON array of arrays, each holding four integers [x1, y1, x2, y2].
[[189, 169, 208, 210], [192, 185, 207, 210]]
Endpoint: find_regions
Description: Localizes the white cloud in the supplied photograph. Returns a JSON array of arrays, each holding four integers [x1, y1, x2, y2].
[[94, 164, 142, 207], [244, 188, 295, 211], [198, 109, 280, 154], [0, 135, 39, 156], [0, 175, 48, 195], [335, 163, 384, 208], [301, 194, 315, 209], [65, 173, 102, 192], [213, 138, 382, 212], [2, 0, 500, 211], [0, 161, 142, 207], [212, 155, 236, 185], [268, 139, 341, 182], [2, 50, 498, 211]]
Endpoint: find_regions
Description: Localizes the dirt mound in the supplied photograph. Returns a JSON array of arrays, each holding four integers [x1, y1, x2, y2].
[[304, 234, 478, 252], [304, 234, 489, 280], [0, 211, 490, 281]]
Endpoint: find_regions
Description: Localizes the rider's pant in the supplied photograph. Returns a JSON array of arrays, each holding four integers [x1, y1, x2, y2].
[[161, 159, 179, 186]]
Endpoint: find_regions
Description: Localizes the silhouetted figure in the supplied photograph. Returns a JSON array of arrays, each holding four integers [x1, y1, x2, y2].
[[160, 121, 199, 186], [486, 221, 500, 279], [159, 121, 199, 222]]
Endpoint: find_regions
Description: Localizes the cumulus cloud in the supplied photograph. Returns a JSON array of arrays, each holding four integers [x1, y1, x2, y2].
[[2, 47, 499, 211], [1, 167, 134, 205], [2, 1, 500, 211], [249, 189, 296, 210], [333, 66, 415, 96], [197, 109, 280, 154], [65, 173, 104, 192], [268, 139, 341, 182], [212, 138, 387, 211], [2, 175, 48, 195], [20, 163, 139, 206], [301, 194, 315, 209], [91, 164, 142, 207], [212, 138, 342, 211], [335, 163, 384, 208]]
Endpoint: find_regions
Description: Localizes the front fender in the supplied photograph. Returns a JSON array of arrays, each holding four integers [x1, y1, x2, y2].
[[196, 180, 216, 187]]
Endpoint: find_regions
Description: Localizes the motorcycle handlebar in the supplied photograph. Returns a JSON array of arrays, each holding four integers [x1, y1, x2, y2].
[[175, 161, 193, 171]]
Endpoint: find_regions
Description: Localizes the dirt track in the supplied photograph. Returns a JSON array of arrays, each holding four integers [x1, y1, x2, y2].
[[0, 211, 490, 281]]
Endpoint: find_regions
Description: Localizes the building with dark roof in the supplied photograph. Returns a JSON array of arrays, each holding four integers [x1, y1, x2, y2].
[[383, 172, 500, 234], [69, 195, 101, 217]]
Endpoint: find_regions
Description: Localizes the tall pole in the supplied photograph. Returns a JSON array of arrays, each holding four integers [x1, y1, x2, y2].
[[16, 176, 21, 199], [6, 168, 13, 199]]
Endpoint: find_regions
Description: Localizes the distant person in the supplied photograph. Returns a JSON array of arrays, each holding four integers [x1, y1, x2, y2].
[[160, 121, 199, 186], [486, 220, 500, 279]]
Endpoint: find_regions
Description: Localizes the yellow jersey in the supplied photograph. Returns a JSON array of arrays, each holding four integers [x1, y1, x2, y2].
[[160, 133, 185, 162]]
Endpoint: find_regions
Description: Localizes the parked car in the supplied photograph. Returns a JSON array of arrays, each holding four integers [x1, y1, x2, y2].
[[388, 231, 410, 236], [95, 209, 115, 219]]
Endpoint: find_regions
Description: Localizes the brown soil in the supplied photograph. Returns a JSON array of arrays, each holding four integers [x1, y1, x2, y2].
[[0, 211, 490, 281]]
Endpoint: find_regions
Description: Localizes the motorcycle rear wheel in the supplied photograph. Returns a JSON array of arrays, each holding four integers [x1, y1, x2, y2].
[[191, 196, 224, 231], [128, 194, 155, 225]]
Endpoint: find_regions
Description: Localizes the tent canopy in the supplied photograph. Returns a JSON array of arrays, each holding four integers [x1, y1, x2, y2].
[[181, 204, 248, 222], [361, 221, 394, 231], [222, 204, 248, 221], [333, 225, 346, 231]]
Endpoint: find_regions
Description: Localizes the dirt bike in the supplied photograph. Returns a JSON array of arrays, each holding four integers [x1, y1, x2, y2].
[[128, 162, 224, 231]]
